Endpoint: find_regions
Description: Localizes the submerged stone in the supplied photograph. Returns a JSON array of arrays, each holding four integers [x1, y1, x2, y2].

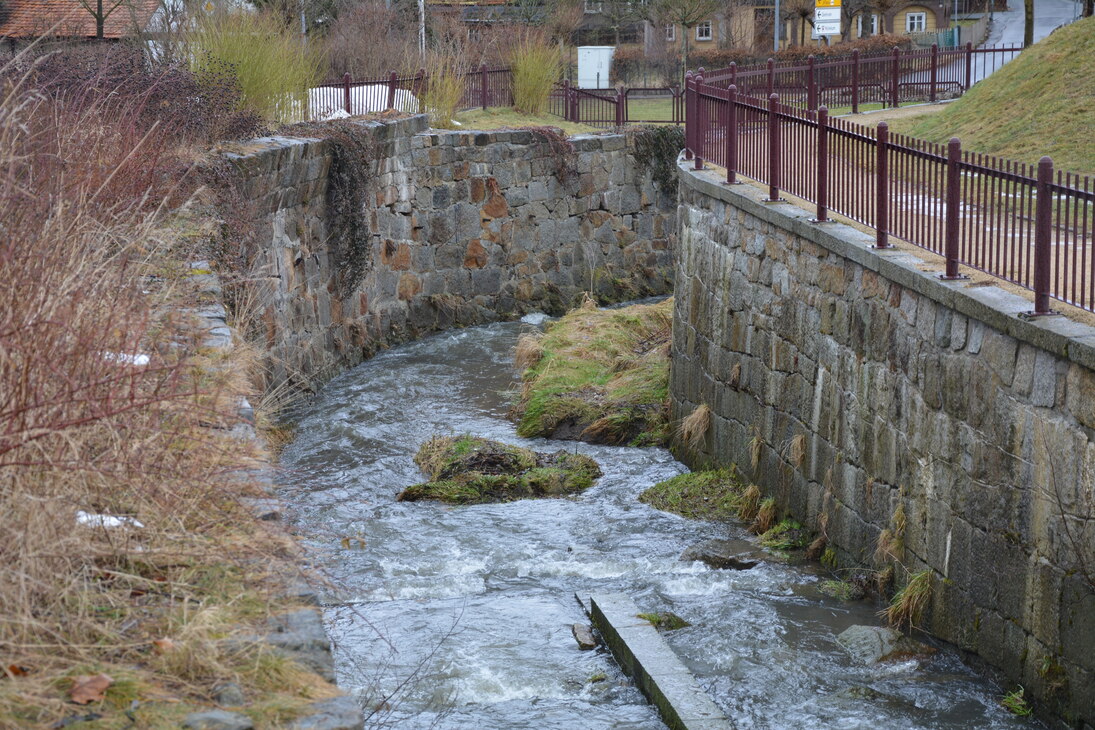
[[572, 622, 598, 650], [397, 436, 602, 504], [680, 539, 761, 570], [836, 625, 936, 665]]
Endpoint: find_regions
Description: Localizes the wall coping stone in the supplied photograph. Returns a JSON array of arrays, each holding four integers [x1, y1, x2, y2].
[[678, 158, 1095, 372]]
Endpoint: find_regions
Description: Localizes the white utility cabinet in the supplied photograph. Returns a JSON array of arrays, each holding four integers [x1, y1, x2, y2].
[[577, 46, 615, 89]]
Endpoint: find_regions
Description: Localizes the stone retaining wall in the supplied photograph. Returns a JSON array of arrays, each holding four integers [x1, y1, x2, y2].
[[671, 162, 1095, 725], [224, 116, 676, 391]]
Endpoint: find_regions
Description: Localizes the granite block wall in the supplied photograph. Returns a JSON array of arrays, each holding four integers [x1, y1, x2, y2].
[[223, 115, 676, 391], [672, 163, 1095, 726]]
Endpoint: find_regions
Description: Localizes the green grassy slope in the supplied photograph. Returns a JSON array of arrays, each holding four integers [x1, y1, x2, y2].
[[891, 17, 1095, 176]]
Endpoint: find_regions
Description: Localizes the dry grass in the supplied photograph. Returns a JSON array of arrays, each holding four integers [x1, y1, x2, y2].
[[510, 33, 564, 116], [738, 484, 762, 522], [514, 332, 544, 372], [513, 298, 673, 446], [0, 53, 326, 727], [751, 497, 778, 534], [676, 404, 711, 453], [786, 433, 807, 469], [883, 569, 933, 629], [748, 428, 763, 473]]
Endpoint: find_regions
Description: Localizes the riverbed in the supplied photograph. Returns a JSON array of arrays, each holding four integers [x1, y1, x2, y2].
[[278, 316, 1032, 729]]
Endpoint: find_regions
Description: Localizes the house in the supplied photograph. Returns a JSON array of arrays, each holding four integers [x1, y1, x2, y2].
[[0, 0, 161, 53]]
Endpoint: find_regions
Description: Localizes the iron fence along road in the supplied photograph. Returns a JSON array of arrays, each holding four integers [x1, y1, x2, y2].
[[686, 75, 1095, 315]]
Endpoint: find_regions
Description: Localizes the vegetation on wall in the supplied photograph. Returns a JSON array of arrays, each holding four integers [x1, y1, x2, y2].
[[630, 125, 686, 192]]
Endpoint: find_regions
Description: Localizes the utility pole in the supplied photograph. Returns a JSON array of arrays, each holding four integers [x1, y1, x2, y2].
[[774, 0, 780, 51], [419, 0, 426, 58]]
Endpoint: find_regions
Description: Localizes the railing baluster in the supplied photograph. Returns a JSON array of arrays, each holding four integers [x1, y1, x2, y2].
[[814, 106, 829, 222], [1032, 156, 1055, 314], [725, 85, 738, 185], [941, 137, 967, 279], [343, 72, 352, 115], [767, 93, 780, 202], [876, 122, 890, 248]]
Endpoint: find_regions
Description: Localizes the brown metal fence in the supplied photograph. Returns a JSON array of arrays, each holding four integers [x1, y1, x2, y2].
[[687, 76, 1095, 315], [701, 43, 1021, 112], [548, 81, 684, 128], [310, 65, 513, 120]]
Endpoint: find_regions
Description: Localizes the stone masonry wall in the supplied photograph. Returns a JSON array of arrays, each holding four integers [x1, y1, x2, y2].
[[223, 116, 676, 391], [671, 163, 1095, 725]]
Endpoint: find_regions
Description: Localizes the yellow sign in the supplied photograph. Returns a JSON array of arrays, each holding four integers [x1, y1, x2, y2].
[[816, 0, 842, 7]]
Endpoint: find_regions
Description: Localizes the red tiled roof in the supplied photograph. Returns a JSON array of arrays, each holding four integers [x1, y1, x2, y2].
[[0, 0, 160, 39]]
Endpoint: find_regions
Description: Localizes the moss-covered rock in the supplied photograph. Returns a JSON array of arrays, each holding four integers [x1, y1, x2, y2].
[[758, 520, 813, 550], [512, 298, 672, 447], [397, 436, 602, 504], [637, 612, 691, 631], [638, 469, 743, 521]]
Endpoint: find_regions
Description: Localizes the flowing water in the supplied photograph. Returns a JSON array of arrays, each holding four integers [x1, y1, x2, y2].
[[278, 314, 1033, 730]]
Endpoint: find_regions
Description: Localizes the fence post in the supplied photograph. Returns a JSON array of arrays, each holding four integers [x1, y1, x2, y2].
[[964, 41, 973, 90], [684, 71, 694, 160], [725, 84, 738, 185], [852, 49, 860, 114], [807, 55, 817, 110], [941, 137, 968, 278], [875, 121, 890, 248], [730, 61, 737, 90], [343, 72, 352, 115], [480, 64, 489, 110], [387, 70, 397, 110], [767, 93, 781, 201], [616, 85, 625, 128], [767, 57, 775, 98], [814, 106, 829, 222], [929, 43, 938, 102], [694, 71, 705, 170], [890, 47, 900, 108], [570, 82, 579, 123], [1032, 156, 1055, 315]]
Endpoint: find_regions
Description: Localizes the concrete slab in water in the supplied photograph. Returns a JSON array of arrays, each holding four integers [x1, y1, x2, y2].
[[589, 593, 734, 730]]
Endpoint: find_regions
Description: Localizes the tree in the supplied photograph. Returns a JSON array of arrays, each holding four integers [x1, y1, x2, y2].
[[646, 0, 719, 81], [1085, 0, 1093, 18], [781, 0, 814, 45], [77, 0, 128, 39], [599, 0, 644, 45], [545, 0, 584, 47], [1024, 0, 1033, 46]]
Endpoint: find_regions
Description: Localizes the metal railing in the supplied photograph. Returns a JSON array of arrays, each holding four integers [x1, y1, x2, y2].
[[686, 75, 1095, 315], [701, 43, 1021, 111], [310, 65, 513, 120], [549, 82, 685, 128]]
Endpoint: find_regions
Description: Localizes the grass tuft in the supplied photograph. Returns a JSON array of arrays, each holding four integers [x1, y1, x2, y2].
[[738, 484, 762, 522], [638, 469, 743, 521], [510, 34, 564, 116], [751, 497, 778, 534], [677, 404, 711, 453], [399, 435, 602, 504], [883, 569, 933, 629], [512, 299, 672, 446]]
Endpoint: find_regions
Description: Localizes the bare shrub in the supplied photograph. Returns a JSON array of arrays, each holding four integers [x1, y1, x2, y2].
[[0, 55, 306, 724], [510, 32, 564, 115]]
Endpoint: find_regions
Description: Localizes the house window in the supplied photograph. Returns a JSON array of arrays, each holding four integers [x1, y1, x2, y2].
[[584, 0, 602, 13], [665, 24, 675, 41], [695, 21, 712, 41], [857, 13, 879, 37], [906, 11, 927, 32]]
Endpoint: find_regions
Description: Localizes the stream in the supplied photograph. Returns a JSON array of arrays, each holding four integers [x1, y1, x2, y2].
[[278, 314, 1033, 729]]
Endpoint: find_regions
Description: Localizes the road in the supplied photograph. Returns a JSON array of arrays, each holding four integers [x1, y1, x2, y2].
[[983, 0, 1084, 46]]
